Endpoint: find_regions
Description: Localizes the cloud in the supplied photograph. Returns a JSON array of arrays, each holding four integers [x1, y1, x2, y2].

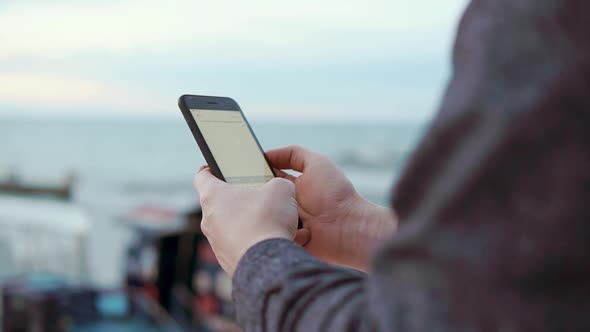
[[0, 0, 469, 121], [0, 73, 111, 105], [0, 72, 165, 113], [0, 0, 465, 59]]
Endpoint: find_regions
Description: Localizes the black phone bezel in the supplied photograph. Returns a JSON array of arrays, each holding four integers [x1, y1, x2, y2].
[[177, 94, 278, 182]]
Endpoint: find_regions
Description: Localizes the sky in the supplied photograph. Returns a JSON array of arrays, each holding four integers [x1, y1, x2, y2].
[[0, 0, 469, 122]]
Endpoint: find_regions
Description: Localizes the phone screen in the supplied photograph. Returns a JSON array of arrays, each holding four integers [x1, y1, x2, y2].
[[190, 109, 274, 188]]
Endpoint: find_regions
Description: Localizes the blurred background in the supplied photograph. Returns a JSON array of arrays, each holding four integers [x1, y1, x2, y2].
[[0, 0, 467, 330]]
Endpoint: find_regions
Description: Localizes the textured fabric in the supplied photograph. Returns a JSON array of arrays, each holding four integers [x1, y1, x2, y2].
[[232, 0, 590, 330]]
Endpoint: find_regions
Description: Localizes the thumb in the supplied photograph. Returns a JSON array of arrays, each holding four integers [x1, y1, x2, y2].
[[294, 228, 311, 246]]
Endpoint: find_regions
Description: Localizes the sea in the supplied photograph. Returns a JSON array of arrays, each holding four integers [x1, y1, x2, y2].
[[0, 117, 426, 285]]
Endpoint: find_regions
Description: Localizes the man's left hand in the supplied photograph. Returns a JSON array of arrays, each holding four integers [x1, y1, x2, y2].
[[194, 166, 300, 276]]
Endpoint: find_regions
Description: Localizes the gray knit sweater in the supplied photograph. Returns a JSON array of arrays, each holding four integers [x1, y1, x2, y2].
[[232, 0, 590, 330]]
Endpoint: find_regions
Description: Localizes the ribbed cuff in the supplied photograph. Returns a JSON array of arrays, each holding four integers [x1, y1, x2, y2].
[[231, 238, 317, 328]]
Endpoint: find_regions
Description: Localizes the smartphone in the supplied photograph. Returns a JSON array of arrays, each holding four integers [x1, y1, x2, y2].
[[178, 94, 276, 188]]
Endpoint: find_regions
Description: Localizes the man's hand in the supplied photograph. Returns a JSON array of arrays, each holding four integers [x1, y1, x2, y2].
[[267, 146, 397, 271], [195, 166, 299, 276]]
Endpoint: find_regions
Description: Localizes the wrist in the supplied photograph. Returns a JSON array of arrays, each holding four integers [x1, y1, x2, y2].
[[352, 194, 397, 232], [366, 200, 397, 236], [229, 231, 290, 276], [342, 195, 397, 270], [241, 228, 291, 257]]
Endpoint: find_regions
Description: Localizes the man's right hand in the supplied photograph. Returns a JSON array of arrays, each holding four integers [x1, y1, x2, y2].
[[266, 145, 397, 271]]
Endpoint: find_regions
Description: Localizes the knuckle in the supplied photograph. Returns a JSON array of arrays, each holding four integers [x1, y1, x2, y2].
[[199, 191, 214, 208], [199, 185, 222, 207], [289, 144, 305, 153], [202, 205, 214, 218], [194, 172, 205, 188], [200, 217, 211, 236]]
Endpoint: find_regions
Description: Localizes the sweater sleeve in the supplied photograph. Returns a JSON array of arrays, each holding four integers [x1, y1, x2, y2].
[[232, 238, 375, 332], [232, 238, 451, 332]]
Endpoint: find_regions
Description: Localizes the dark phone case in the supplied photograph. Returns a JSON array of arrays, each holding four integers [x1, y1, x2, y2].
[[178, 94, 302, 229], [177, 94, 277, 181], [178, 95, 225, 181]]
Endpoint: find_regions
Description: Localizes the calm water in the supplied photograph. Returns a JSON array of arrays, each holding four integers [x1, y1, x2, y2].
[[0, 117, 426, 284]]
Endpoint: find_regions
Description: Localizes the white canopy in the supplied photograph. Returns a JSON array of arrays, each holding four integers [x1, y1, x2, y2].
[[0, 194, 90, 234], [0, 194, 91, 280]]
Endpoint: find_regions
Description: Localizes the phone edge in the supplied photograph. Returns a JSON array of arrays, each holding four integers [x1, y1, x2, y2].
[[177, 95, 226, 181]]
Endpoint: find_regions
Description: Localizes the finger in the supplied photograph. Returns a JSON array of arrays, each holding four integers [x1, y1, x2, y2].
[[197, 164, 208, 172], [266, 145, 312, 172], [265, 177, 296, 196], [273, 168, 297, 183], [294, 228, 310, 246], [194, 167, 226, 194]]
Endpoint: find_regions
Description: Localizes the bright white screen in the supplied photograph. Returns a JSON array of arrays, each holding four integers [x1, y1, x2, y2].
[[191, 109, 274, 188]]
